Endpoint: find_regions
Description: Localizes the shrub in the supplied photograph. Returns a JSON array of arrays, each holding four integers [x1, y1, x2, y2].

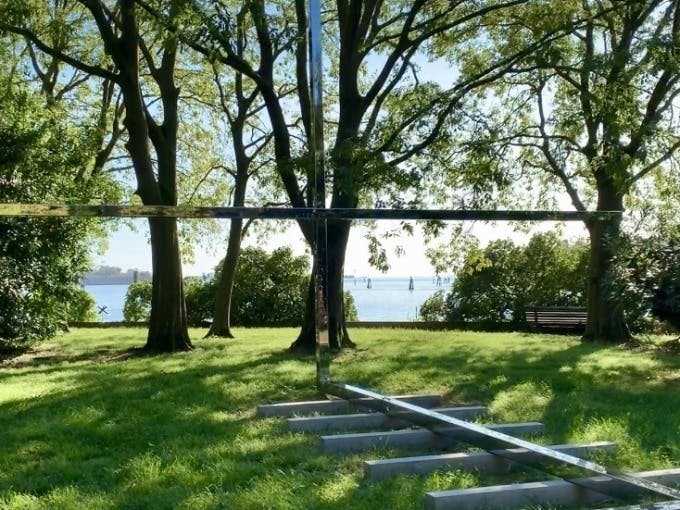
[[66, 287, 99, 322], [122, 246, 358, 327], [228, 247, 308, 326], [123, 281, 152, 322], [615, 229, 680, 332], [344, 291, 359, 321], [184, 277, 216, 327], [419, 290, 447, 321], [434, 232, 588, 327], [0, 87, 114, 347]]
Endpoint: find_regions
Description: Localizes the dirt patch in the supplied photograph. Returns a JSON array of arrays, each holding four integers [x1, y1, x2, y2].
[[660, 374, 680, 386], [0, 346, 34, 365], [104, 347, 153, 362], [658, 338, 680, 355], [618, 336, 680, 355]]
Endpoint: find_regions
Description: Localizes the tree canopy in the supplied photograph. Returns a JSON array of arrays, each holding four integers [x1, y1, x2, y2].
[[1, 0, 679, 349], [0, 77, 114, 347]]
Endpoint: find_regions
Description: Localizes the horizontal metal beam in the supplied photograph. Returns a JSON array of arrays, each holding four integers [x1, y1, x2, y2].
[[328, 383, 680, 503], [0, 203, 620, 221]]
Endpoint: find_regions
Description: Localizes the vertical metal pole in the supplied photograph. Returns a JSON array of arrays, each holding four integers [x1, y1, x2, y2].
[[309, 0, 330, 388]]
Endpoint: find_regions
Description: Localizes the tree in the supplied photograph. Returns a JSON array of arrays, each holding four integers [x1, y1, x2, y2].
[[0, 82, 104, 347], [1, 0, 193, 351], [476, 1, 680, 341], [202, 35, 275, 338], [151, 0, 556, 353], [16, 0, 125, 181]]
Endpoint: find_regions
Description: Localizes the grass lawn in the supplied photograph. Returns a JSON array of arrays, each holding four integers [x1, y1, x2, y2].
[[1, 328, 679, 509]]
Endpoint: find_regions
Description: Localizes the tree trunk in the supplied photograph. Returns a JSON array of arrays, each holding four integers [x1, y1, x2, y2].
[[145, 216, 193, 352], [289, 219, 355, 353], [290, 266, 316, 354], [205, 218, 242, 338], [583, 187, 632, 343], [327, 219, 355, 349]]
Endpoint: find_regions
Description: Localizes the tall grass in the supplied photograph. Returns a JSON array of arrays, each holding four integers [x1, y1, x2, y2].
[[0, 328, 678, 509]]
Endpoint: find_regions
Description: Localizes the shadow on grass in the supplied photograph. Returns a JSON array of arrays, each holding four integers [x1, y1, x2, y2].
[[0, 343, 340, 508], [1, 331, 679, 509], [0, 344, 32, 363]]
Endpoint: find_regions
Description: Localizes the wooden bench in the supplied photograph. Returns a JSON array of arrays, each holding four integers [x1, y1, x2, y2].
[[525, 306, 587, 332]]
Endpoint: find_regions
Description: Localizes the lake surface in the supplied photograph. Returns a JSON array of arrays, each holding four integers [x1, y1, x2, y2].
[[86, 284, 128, 321], [85, 276, 450, 322]]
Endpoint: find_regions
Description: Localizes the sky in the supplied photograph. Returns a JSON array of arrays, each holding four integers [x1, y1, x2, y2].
[[92, 221, 436, 277], [92, 218, 589, 278]]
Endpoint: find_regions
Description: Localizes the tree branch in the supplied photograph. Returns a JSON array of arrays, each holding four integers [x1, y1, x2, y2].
[[630, 136, 680, 186], [0, 20, 117, 81], [535, 78, 586, 212]]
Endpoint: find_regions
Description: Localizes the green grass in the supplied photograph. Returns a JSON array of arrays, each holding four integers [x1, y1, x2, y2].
[[0, 328, 679, 509]]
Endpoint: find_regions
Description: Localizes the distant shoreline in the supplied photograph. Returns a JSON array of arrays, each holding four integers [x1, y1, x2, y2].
[[82, 279, 134, 285], [83, 275, 450, 285], [81, 276, 151, 286]]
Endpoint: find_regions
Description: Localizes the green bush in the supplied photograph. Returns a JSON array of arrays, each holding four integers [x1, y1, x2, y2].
[[123, 281, 152, 322], [344, 291, 359, 321], [66, 287, 99, 322], [613, 229, 680, 332], [122, 246, 358, 327], [423, 232, 588, 327], [419, 290, 447, 321], [184, 277, 216, 327], [228, 247, 308, 326], [0, 86, 115, 347]]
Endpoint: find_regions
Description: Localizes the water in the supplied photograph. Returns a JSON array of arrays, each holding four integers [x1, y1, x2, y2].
[[85, 284, 128, 322], [344, 276, 446, 321], [85, 276, 448, 322]]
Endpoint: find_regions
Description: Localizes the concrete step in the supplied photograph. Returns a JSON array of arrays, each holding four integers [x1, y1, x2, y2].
[[320, 422, 545, 454], [288, 406, 488, 433], [601, 502, 680, 510], [425, 468, 680, 510], [364, 441, 616, 480], [256, 394, 442, 418]]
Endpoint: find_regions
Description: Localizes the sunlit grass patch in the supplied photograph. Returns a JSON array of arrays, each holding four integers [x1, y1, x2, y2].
[[489, 380, 553, 422]]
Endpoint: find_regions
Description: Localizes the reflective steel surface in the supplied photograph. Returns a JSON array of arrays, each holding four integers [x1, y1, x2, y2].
[[308, 0, 330, 387]]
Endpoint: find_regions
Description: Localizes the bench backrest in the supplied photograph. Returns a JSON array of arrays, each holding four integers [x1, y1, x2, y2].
[[525, 307, 587, 327]]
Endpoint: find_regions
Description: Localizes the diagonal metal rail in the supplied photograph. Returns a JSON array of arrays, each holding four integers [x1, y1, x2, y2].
[[602, 503, 680, 510], [328, 383, 680, 504]]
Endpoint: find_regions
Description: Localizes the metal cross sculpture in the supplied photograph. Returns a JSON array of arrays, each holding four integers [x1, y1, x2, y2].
[[308, 0, 331, 388]]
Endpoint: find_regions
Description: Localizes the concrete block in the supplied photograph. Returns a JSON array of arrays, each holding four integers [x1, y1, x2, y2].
[[256, 394, 442, 418], [601, 502, 680, 510], [425, 468, 680, 510], [364, 441, 616, 480], [320, 422, 544, 454], [288, 406, 488, 433]]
